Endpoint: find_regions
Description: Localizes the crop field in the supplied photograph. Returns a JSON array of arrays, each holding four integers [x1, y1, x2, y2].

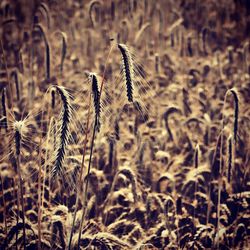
[[0, 0, 249, 249]]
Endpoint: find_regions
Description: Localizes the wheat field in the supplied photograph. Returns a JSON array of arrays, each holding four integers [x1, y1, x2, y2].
[[0, 0, 249, 249]]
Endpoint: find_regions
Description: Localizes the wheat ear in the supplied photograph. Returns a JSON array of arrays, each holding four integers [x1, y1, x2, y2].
[[51, 88, 55, 109], [89, 0, 102, 27], [51, 86, 72, 178], [35, 24, 50, 80], [54, 31, 67, 75], [89, 73, 101, 132], [11, 70, 20, 101], [60, 32, 67, 75], [163, 106, 182, 141], [118, 43, 134, 102], [115, 167, 139, 203], [37, 2, 51, 29], [228, 88, 239, 143]]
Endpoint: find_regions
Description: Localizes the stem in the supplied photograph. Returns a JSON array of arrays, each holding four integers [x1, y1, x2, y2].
[[68, 93, 91, 250], [41, 117, 55, 218], [37, 96, 48, 250], [77, 117, 97, 250], [0, 174, 7, 236], [68, 42, 114, 250], [38, 151, 42, 250], [216, 130, 225, 247], [16, 155, 26, 250], [13, 177, 19, 250]]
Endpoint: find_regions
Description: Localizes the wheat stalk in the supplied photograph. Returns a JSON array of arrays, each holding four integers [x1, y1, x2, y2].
[[13, 120, 28, 250], [1, 88, 8, 131], [227, 135, 233, 184], [70, 42, 115, 250], [77, 105, 101, 249], [216, 88, 239, 247], [0, 174, 7, 236], [194, 143, 200, 220], [68, 93, 91, 250]]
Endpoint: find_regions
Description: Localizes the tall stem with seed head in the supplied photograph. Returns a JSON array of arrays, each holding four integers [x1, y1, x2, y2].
[[118, 43, 134, 102], [14, 121, 26, 250]]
